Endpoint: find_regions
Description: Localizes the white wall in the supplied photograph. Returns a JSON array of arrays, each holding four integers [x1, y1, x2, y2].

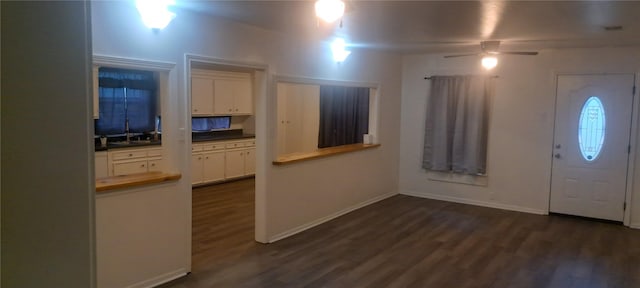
[[399, 47, 640, 226], [1, 1, 95, 287], [91, 1, 402, 243]]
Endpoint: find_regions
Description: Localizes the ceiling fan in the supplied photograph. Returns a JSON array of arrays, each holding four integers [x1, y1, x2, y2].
[[444, 41, 538, 58]]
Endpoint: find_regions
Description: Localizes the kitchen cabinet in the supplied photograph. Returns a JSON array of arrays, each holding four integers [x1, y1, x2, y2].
[[191, 138, 255, 186], [191, 154, 203, 185], [277, 83, 320, 155], [191, 75, 215, 116], [213, 78, 252, 115], [225, 142, 255, 179], [203, 151, 225, 182], [192, 142, 226, 185], [95, 151, 108, 178], [190, 69, 252, 116], [93, 65, 99, 119], [108, 147, 164, 176]]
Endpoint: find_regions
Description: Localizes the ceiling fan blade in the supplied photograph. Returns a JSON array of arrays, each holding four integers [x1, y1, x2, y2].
[[495, 51, 539, 56], [443, 53, 481, 58]]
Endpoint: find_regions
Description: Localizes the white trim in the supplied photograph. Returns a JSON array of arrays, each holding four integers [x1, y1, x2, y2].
[[630, 223, 640, 229], [400, 189, 548, 215], [268, 191, 398, 243], [624, 73, 638, 226], [93, 54, 175, 71], [275, 74, 378, 89], [186, 53, 268, 71], [125, 268, 188, 288], [184, 54, 271, 245]]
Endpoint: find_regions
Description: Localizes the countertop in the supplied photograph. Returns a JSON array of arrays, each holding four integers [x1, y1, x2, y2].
[[95, 133, 255, 151]]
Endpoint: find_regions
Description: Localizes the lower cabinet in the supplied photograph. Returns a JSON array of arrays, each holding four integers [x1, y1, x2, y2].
[[108, 147, 164, 176], [192, 138, 255, 186], [203, 151, 225, 182], [192, 151, 225, 185], [225, 148, 255, 179], [95, 151, 109, 179]]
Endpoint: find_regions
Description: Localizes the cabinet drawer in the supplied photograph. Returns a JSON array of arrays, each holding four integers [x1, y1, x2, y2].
[[148, 158, 164, 172], [202, 143, 225, 151], [243, 140, 256, 147], [112, 160, 147, 176], [111, 150, 147, 161], [225, 142, 243, 149], [147, 148, 162, 157], [192, 145, 203, 153]]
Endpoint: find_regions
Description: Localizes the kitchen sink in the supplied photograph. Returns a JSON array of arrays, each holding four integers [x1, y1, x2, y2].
[[109, 140, 158, 146]]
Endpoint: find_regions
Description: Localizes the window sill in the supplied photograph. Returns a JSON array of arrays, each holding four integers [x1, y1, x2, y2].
[[273, 143, 381, 166], [426, 171, 488, 186], [96, 172, 182, 193]]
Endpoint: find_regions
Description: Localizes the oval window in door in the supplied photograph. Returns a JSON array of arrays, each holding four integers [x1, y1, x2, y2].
[[578, 96, 606, 161]]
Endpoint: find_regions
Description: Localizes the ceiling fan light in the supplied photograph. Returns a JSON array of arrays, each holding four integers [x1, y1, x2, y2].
[[481, 56, 498, 69], [315, 0, 345, 23], [331, 38, 351, 62], [136, 0, 175, 30]]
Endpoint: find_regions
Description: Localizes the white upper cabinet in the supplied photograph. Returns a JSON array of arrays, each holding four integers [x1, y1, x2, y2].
[[191, 76, 215, 116], [191, 69, 253, 116]]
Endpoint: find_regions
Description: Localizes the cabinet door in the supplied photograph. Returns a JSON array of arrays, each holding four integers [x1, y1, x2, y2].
[[213, 79, 235, 115], [203, 151, 225, 183], [191, 76, 214, 115], [113, 160, 147, 176], [233, 78, 253, 115], [148, 158, 164, 172], [191, 154, 203, 185], [225, 150, 245, 179], [93, 66, 100, 119], [95, 151, 108, 179], [243, 148, 255, 176]]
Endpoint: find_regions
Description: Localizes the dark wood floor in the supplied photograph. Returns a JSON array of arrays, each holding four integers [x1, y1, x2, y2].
[[161, 179, 640, 288]]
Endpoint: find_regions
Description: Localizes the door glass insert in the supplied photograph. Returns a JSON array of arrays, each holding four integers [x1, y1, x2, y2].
[[578, 96, 605, 161]]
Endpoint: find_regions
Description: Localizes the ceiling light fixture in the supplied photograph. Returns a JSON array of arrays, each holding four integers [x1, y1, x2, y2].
[[481, 56, 498, 69], [315, 0, 345, 23], [136, 0, 176, 30], [331, 38, 351, 62]]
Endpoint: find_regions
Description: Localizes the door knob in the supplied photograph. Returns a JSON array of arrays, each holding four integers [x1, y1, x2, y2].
[[554, 153, 561, 159]]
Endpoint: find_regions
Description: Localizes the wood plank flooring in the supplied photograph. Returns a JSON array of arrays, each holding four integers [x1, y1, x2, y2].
[[161, 179, 640, 288]]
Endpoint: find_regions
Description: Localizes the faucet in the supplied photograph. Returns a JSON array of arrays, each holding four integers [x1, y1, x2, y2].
[[125, 119, 130, 143]]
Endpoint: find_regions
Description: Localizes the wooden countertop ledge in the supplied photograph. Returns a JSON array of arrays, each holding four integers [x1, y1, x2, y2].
[[96, 172, 182, 193], [273, 143, 381, 166]]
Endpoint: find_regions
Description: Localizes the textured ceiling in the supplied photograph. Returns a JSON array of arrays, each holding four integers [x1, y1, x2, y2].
[[177, 1, 640, 54]]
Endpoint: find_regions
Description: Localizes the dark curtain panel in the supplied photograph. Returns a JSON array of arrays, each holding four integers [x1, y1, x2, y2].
[[422, 75, 493, 175], [94, 67, 156, 135], [95, 87, 126, 135], [126, 88, 155, 133], [318, 86, 369, 148]]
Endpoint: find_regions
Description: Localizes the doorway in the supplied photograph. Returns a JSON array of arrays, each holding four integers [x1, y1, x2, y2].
[[550, 74, 635, 221]]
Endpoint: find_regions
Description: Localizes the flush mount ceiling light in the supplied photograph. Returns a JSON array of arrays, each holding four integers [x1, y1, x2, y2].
[[481, 56, 498, 70], [315, 0, 345, 23], [331, 38, 351, 62], [136, 0, 176, 30]]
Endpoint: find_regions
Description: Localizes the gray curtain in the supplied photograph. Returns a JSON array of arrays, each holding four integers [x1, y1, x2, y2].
[[422, 75, 493, 175]]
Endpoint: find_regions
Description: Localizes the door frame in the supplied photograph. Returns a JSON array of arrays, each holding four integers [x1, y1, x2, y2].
[[549, 72, 639, 226]]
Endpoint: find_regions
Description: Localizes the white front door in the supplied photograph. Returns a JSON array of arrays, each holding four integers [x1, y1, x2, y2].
[[550, 74, 635, 221]]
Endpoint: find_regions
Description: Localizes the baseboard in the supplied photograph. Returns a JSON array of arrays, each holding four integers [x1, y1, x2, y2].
[[126, 268, 188, 288], [400, 189, 547, 215], [630, 223, 640, 229], [268, 191, 397, 243]]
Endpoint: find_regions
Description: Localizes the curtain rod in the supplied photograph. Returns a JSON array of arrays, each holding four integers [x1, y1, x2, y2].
[[423, 75, 499, 80]]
